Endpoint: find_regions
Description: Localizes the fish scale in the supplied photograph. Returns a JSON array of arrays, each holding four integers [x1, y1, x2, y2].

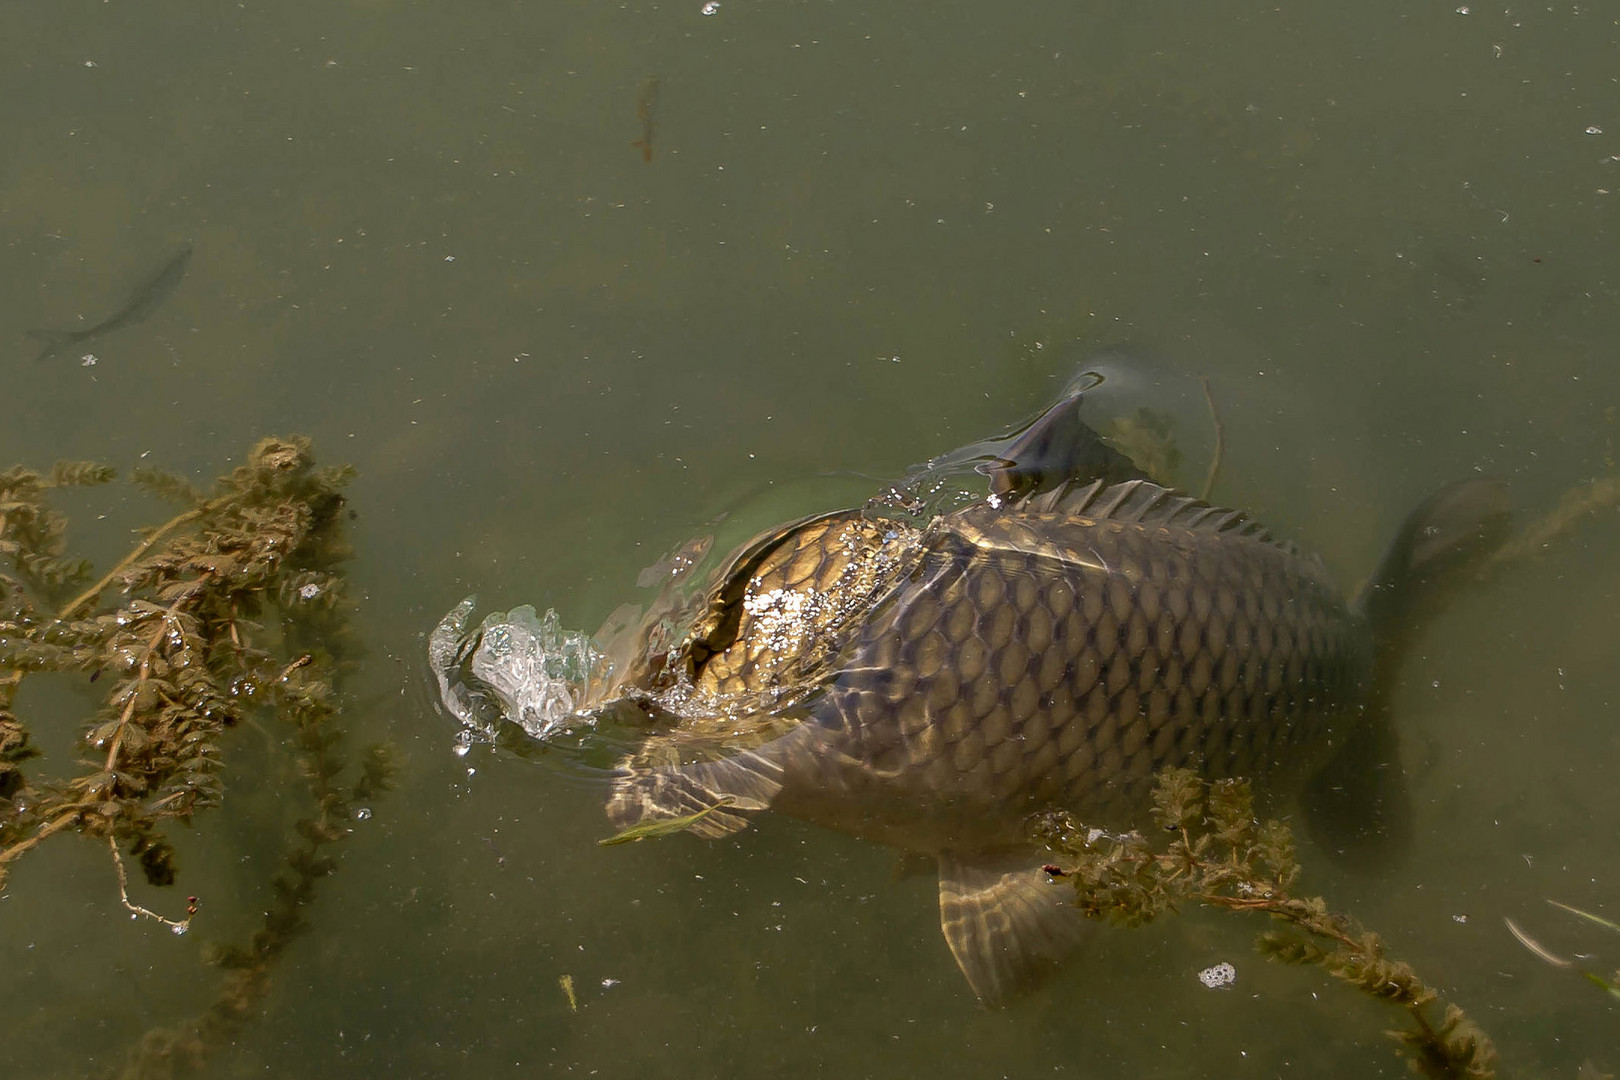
[[702, 497, 1368, 839]]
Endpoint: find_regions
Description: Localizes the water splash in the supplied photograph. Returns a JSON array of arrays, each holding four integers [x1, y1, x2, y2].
[[430, 596, 607, 744]]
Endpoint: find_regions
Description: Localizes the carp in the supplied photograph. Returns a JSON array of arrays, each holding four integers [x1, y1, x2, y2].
[[433, 376, 1511, 1003]]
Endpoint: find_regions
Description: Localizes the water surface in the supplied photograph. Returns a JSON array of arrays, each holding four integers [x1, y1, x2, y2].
[[3, 2, 1617, 1077]]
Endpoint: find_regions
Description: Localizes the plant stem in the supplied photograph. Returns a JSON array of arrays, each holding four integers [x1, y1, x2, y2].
[[1198, 375, 1225, 501], [0, 808, 84, 868], [103, 589, 199, 774], [57, 506, 204, 620]]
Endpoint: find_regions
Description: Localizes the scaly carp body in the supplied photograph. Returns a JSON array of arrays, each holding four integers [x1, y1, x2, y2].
[[437, 382, 1509, 1003], [607, 483, 1370, 859]]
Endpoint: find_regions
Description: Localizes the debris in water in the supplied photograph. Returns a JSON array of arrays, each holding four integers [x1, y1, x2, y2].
[[559, 974, 578, 1012]]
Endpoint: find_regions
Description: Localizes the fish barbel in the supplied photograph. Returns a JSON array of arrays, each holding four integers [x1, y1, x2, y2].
[[439, 378, 1511, 1002]]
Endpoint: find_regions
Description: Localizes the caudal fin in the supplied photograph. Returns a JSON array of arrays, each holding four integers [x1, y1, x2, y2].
[[1355, 478, 1513, 671], [26, 329, 74, 363], [1305, 479, 1512, 868]]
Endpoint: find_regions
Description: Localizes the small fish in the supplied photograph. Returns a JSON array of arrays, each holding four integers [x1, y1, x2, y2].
[[30, 243, 194, 362], [631, 77, 659, 163]]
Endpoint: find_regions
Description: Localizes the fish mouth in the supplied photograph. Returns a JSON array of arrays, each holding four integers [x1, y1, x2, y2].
[[429, 596, 606, 745]]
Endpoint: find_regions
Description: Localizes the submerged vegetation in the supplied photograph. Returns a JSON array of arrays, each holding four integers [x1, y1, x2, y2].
[[2, 428, 1614, 1078], [0, 437, 391, 1077], [1038, 769, 1498, 1080]]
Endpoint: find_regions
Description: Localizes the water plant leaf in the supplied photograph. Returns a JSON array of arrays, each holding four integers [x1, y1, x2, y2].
[[1579, 970, 1620, 1001], [131, 466, 207, 508], [50, 460, 116, 487], [1548, 898, 1620, 935]]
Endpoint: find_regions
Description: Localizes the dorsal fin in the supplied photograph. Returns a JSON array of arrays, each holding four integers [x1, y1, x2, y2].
[[1001, 477, 1276, 543], [984, 389, 1152, 497]]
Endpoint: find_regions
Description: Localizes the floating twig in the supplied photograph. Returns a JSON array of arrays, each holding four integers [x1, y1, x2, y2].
[[1198, 375, 1225, 502], [1548, 898, 1620, 935], [1503, 915, 1573, 968]]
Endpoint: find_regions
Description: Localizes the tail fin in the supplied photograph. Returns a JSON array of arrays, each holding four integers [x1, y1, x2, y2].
[[26, 329, 73, 363], [1355, 478, 1513, 675], [1304, 479, 1512, 869]]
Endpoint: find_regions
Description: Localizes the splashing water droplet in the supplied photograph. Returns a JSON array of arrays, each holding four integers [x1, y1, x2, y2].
[[431, 601, 606, 743]]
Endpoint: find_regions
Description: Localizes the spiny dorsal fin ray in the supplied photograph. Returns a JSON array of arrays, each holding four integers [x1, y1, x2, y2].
[[1001, 477, 1275, 544], [983, 389, 1153, 498], [937, 855, 1091, 1005]]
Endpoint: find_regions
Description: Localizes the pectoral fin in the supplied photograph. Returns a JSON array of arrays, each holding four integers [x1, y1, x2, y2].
[[598, 797, 739, 846], [937, 855, 1090, 1005], [604, 722, 823, 840]]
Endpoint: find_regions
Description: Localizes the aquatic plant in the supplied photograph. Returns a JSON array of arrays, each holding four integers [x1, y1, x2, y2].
[[0, 437, 390, 1077], [1039, 769, 1498, 1080]]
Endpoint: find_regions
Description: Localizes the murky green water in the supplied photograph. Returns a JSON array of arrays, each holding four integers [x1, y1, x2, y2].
[[4, 1, 1617, 1076]]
